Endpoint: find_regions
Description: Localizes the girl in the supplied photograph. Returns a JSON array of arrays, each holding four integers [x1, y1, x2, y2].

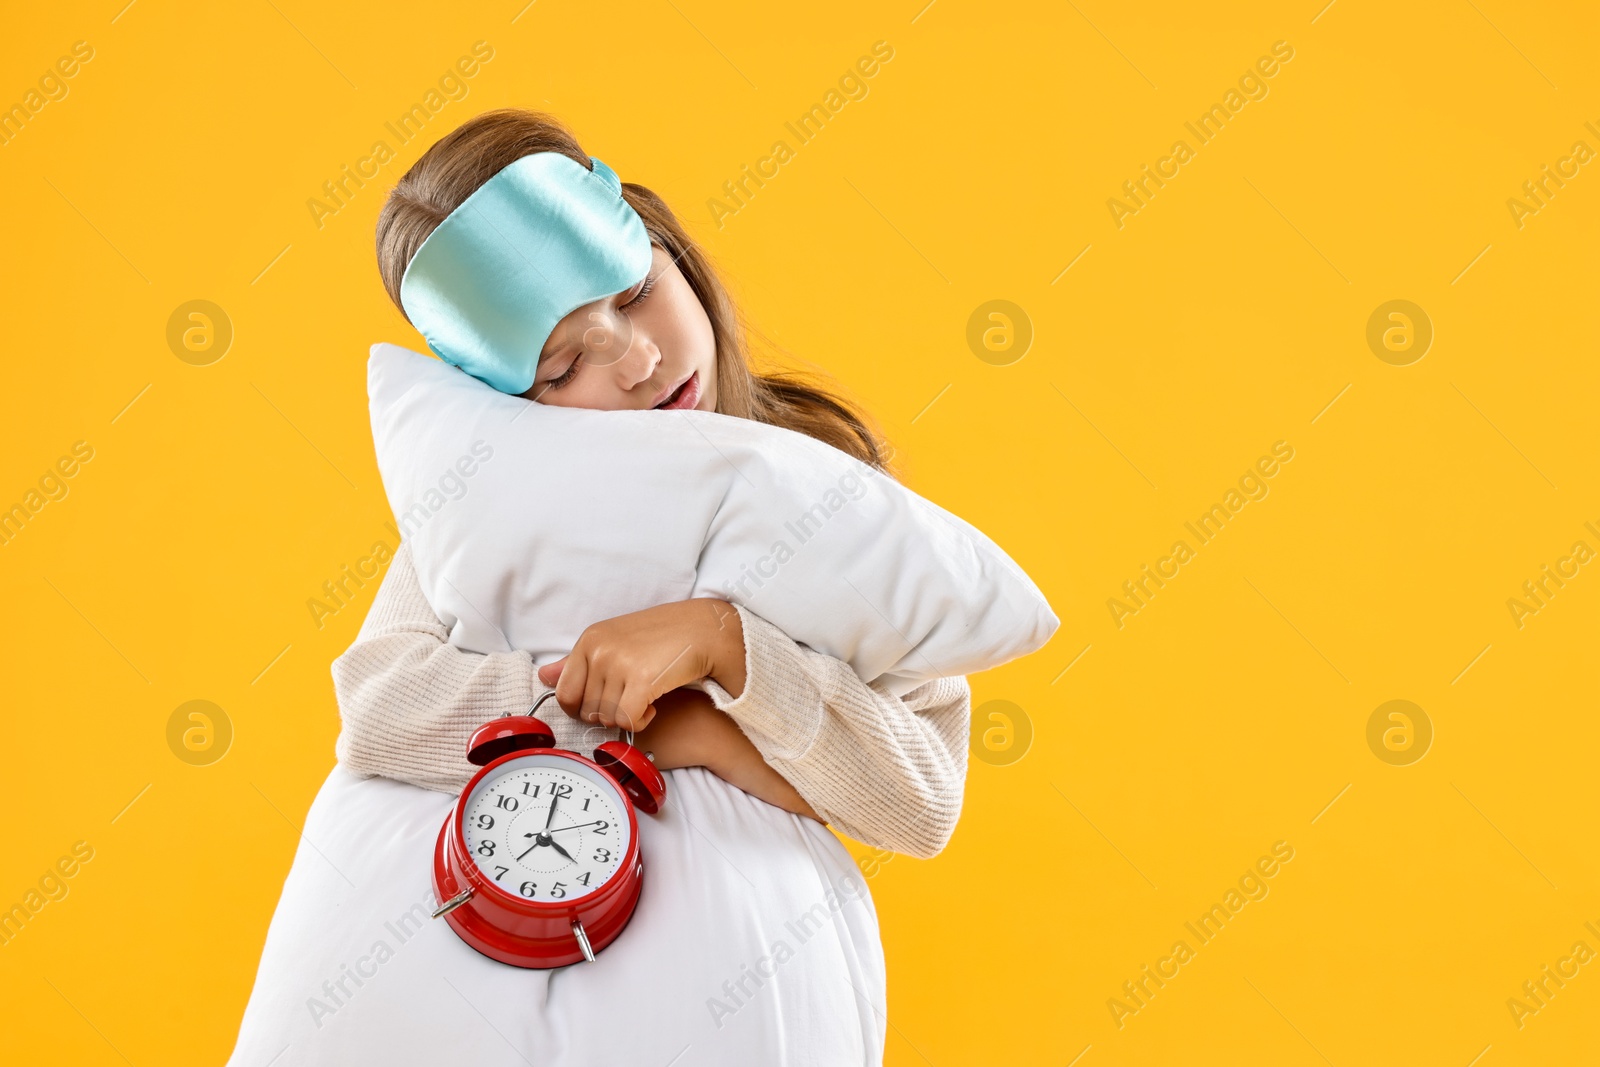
[[348, 108, 971, 859], [339, 108, 971, 1061]]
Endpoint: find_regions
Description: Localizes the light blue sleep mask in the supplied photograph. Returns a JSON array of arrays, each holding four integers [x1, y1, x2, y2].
[[398, 151, 653, 395]]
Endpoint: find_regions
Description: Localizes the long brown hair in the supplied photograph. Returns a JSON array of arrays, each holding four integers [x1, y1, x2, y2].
[[375, 108, 895, 475]]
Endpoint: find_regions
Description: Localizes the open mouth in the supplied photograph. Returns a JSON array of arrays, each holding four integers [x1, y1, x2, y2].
[[652, 371, 700, 410]]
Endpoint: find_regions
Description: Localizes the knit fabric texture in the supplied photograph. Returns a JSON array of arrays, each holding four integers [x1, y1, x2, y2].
[[331, 540, 971, 857]]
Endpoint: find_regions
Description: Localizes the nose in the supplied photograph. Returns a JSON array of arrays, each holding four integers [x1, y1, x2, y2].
[[615, 330, 660, 389]]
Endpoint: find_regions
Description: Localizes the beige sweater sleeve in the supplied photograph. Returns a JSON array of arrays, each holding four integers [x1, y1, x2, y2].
[[331, 540, 971, 858]]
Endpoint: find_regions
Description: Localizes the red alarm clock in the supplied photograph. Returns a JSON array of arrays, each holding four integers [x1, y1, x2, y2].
[[431, 692, 667, 968]]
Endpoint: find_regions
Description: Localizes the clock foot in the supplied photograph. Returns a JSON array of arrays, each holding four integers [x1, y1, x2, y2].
[[571, 919, 596, 963], [432, 887, 474, 919]]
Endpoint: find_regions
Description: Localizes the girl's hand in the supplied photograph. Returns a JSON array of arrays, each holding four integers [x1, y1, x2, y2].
[[536, 598, 747, 731], [635, 688, 823, 823]]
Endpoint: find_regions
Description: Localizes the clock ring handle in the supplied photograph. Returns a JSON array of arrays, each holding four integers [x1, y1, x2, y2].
[[529, 689, 640, 750]]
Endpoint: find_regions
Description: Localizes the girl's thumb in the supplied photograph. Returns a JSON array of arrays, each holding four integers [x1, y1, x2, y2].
[[537, 656, 566, 685]]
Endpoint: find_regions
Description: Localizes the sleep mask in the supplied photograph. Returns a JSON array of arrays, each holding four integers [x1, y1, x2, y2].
[[398, 151, 653, 395]]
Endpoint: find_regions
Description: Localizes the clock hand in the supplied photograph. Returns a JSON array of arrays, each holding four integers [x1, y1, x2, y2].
[[515, 833, 543, 862], [545, 795, 558, 830], [547, 838, 577, 864], [546, 820, 606, 835]]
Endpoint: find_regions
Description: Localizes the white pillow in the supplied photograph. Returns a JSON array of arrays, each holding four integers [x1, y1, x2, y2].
[[368, 343, 1058, 694], [228, 342, 1050, 1062], [228, 766, 886, 1065]]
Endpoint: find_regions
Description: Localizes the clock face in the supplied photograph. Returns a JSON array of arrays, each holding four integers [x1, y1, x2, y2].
[[461, 753, 632, 904]]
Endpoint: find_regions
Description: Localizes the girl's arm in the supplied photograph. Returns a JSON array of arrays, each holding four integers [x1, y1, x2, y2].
[[332, 540, 969, 857], [690, 604, 969, 860], [330, 540, 539, 795], [330, 540, 733, 794], [631, 686, 823, 823]]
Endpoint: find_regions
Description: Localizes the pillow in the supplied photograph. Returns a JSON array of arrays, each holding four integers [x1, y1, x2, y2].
[[368, 343, 1058, 695], [228, 765, 886, 1064]]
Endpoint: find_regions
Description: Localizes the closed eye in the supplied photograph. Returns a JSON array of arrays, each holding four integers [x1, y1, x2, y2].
[[547, 357, 581, 390], [619, 274, 655, 312]]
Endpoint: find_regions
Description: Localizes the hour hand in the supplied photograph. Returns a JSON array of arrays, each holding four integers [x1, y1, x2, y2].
[[547, 838, 576, 864]]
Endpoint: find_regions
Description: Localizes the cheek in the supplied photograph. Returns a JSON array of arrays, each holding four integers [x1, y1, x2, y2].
[[532, 374, 611, 409], [685, 299, 718, 402], [657, 281, 717, 366], [689, 299, 716, 365]]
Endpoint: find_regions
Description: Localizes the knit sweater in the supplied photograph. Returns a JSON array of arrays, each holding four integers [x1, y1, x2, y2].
[[330, 540, 971, 858]]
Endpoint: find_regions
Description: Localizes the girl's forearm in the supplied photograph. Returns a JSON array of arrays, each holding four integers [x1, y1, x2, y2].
[[702, 729, 822, 822], [634, 688, 821, 822]]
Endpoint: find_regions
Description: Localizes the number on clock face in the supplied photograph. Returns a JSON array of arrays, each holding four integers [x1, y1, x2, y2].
[[462, 756, 629, 903]]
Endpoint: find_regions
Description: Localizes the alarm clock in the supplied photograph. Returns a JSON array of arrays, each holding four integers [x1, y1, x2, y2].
[[431, 692, 667, 968]]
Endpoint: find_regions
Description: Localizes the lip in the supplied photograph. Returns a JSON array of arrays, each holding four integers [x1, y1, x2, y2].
[[650, 370, 700, 411]]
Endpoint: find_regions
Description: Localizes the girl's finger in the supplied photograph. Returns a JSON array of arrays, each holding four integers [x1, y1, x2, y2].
[[622, 686, 658, 731], [595, 675, 628, 729], [555, 650, 590, 719], [578, 661, 613, 725], [614, 682, 651, 732], [537, 655, 567, 688], [636, 702, 657, 731]]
